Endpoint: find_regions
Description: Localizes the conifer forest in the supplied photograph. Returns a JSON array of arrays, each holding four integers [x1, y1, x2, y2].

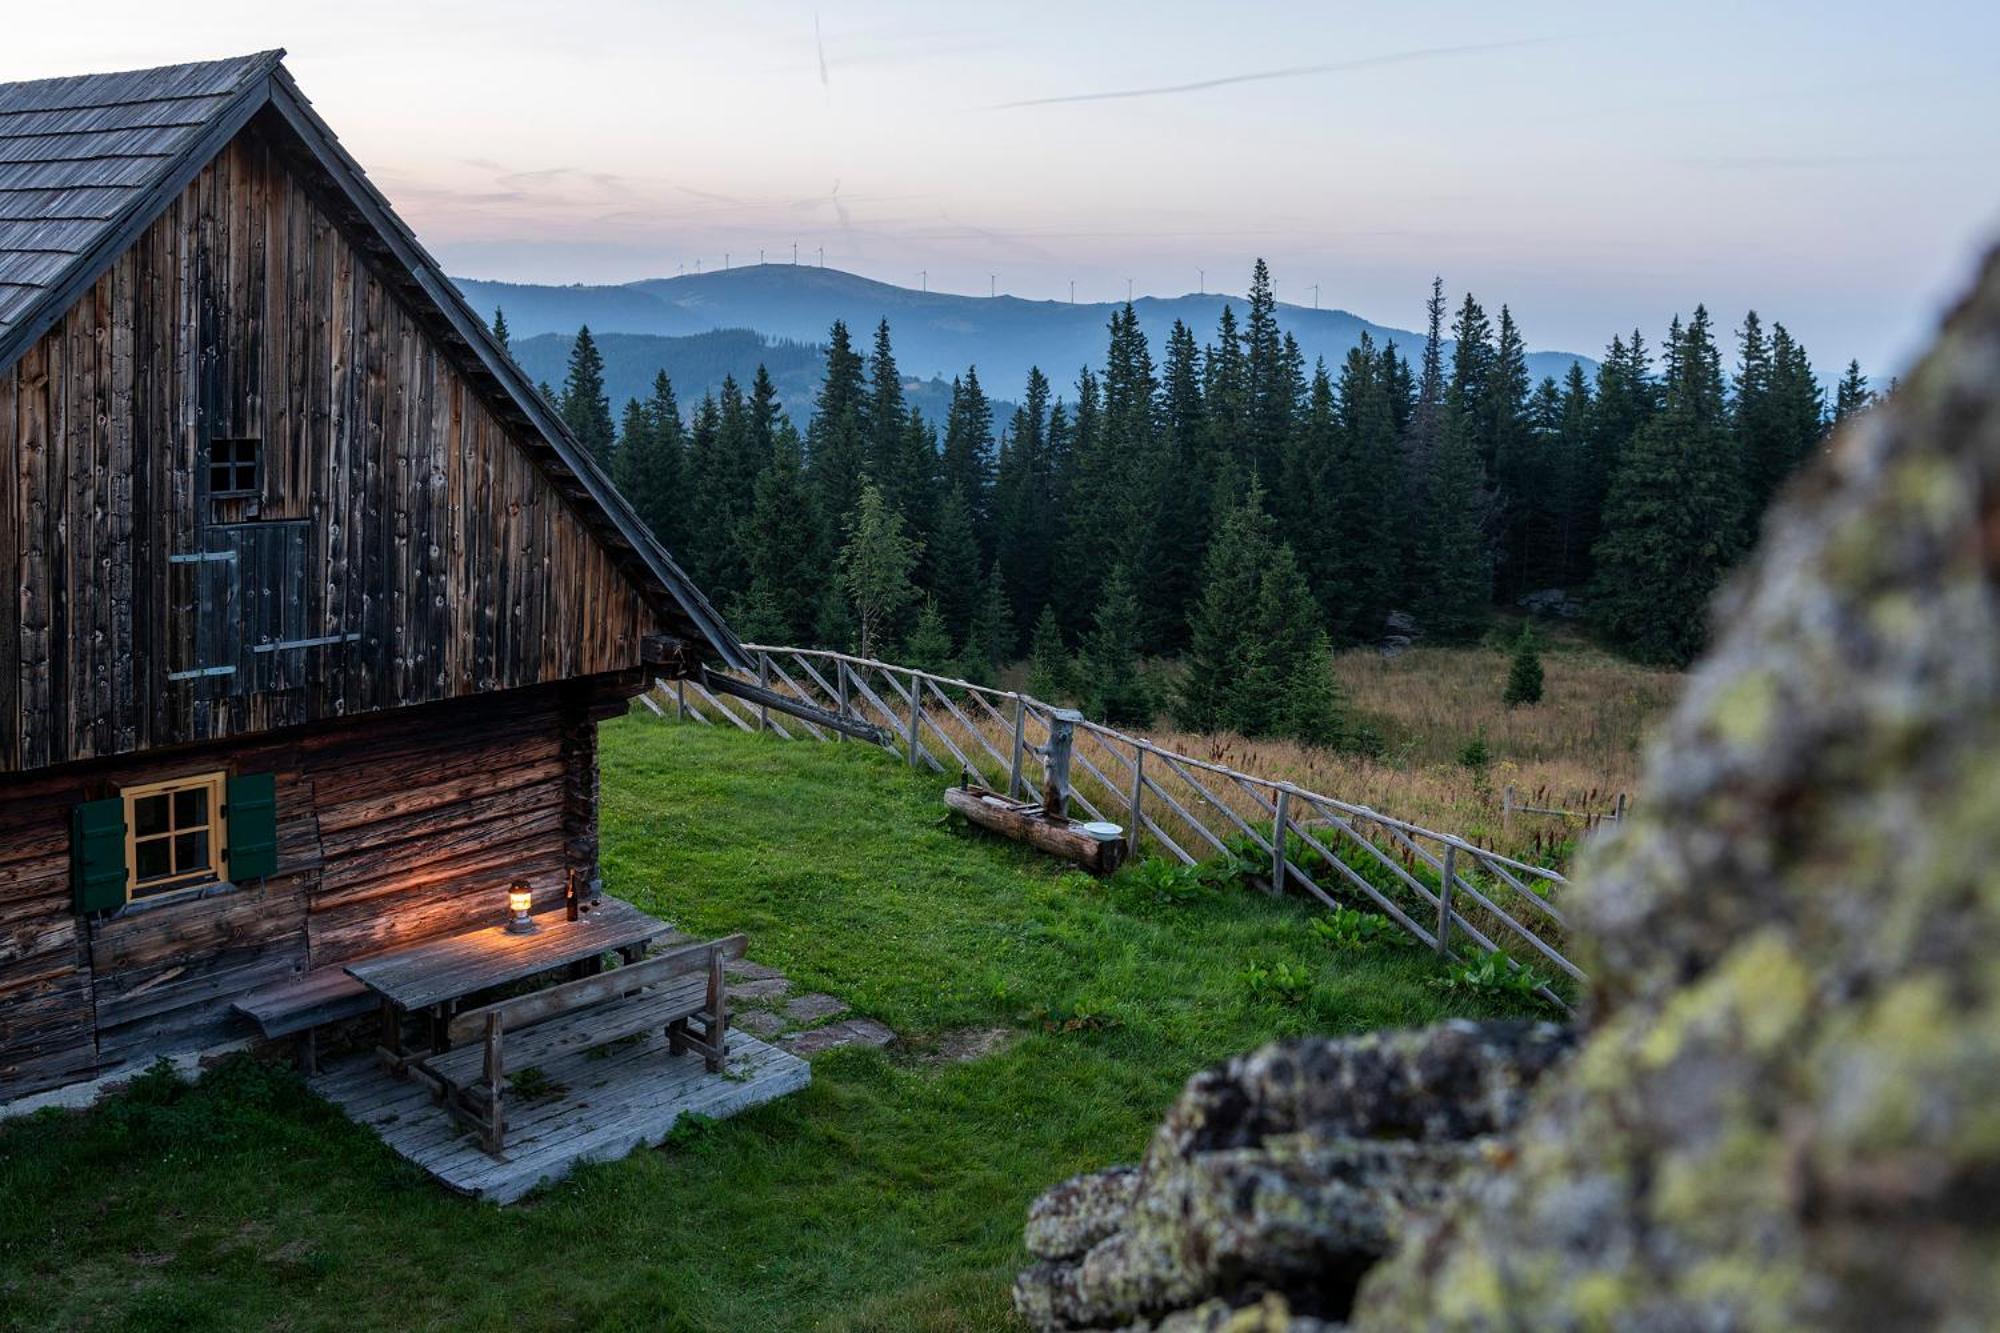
[[524, 260, 1875, 747]]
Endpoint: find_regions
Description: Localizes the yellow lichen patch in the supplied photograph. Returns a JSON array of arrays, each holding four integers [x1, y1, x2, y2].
[[1815, 974, 2000, 1157], [1568, 1271, 1633, 1329], [1637, 931, 1812, 1071], [1652, 1125, 1791, 1228], [1432, 1244, 1508, 1323], [1708, 670, 1779, 750], [1681, 1253, 1805, 1324]]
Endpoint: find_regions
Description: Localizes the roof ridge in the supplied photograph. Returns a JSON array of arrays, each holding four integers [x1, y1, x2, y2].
[[0, 49, 285, 95]]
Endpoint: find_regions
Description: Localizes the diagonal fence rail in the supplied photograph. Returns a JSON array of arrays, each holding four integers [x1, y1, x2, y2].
[[645, 646, 1586, 1012]]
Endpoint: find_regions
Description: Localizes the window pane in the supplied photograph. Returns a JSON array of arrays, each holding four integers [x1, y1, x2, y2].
[[174, 830, 210, 874], [173, 787, 207, 828], [235, 463, 258, 492], [134, 793, 169, 837], [210, 464, 233, 492], [134, 838, 171, 882]]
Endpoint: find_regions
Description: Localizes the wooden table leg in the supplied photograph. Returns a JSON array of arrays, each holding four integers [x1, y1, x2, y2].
[[378, 997, 408, 1075]]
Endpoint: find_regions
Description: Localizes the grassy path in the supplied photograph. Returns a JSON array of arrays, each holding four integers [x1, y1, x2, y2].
[[0, 719, 1529, 1332]]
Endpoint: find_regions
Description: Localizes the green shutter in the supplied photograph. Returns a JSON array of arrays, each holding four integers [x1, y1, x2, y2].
[[71, 797, 128, 913], [225, 772, 279, 880]]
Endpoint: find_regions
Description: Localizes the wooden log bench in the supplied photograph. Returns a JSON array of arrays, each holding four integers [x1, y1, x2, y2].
[[418, 933, 747, 1154], [232, 966, 378, 1074]]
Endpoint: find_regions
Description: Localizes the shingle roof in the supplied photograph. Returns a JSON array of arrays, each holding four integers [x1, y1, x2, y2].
[[0, 52, 746, 670], [0, 51, 282, 351]]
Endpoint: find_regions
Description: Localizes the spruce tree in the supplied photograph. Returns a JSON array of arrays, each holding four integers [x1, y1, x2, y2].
[[1078, 564, 1153, 726], [1503, 625, 1545, 707], [1282, 634, 1347, 750], [738, 423, 827, 645], [838, 482, 922, 658], [1326, 337, 1405, 642], [1026, 605, 1072, 702], [992, 368, 1056, 642], [1834, 360, 1872, 423], [1401, 277, 1449, 599], [1236, 541, 1327, 739], [1591, 308, 1744, 666], [903, 599, 955, 675], [1176, 488, 1275, 733], [1485, 306, 1537, 600], [940, 367, 995, 549], [806, 320, 869, 527], [925, 483, 982, 645], [961, 564, 1014, 681], [559, 325, 615, 464], [1412, 414, 1492, 641], [1149, 320, 1211, 652], [1242, 259, 1292, 483], [491, 306, 511, 350]]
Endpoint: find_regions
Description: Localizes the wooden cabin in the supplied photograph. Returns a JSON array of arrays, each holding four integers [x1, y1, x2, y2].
[[0, 52, 746, 1102]]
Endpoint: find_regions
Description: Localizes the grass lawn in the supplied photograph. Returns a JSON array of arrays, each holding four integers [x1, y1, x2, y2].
[[0, 718, 1539, 1332]]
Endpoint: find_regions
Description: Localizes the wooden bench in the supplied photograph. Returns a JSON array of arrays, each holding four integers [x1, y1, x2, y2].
[[419, 933, 747, 1153], [232, 965, 378, 1074]]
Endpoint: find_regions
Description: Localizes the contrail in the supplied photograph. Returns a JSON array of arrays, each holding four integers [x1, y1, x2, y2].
[[815, 13, 830, 87], [992, 38, 1549, 109]]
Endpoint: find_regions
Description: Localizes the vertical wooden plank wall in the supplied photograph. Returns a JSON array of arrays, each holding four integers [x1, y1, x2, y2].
[[0, 125, 658, 775]]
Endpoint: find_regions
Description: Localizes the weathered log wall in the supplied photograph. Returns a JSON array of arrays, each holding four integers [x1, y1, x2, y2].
[[0, 122, 656, 774], [0, 679, 626, 1101]]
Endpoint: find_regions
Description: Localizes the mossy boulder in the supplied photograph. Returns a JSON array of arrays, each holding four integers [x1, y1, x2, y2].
[[1353, 249, 2000, 1328]]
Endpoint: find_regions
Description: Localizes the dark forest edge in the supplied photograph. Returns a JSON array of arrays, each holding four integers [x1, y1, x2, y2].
[[487, 261, 1880, 748]]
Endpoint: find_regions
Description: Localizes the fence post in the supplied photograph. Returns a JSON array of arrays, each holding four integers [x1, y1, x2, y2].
[[757, 652, 771, 734], [905, 670, 921, 767], [1008, 695, 1027, 798], [1271, 789, 1290, 896], [1042, 708, 1081, 817], [1613, 792, 1627, 821], [1126, 746, 1145, 859], [1502, 784, 1515, 836], [675, 675, 687, 720], [1437, 843, 1457, 957], [836, 661, 850, 744]]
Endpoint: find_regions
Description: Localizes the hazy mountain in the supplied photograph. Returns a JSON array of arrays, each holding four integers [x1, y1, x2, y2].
[[459, 264, 1598, 407], [505, 328, 994, 428]]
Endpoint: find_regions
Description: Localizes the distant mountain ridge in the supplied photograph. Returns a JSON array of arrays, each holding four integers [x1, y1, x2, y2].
[[457, 264, 1597, 410], [504, 328, 990, 431]]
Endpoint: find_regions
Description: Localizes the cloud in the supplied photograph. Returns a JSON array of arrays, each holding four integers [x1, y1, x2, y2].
[[992, 37, 1550, 109]]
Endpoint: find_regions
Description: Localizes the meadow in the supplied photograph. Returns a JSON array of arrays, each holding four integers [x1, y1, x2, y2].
[[0, 720, 1541, 1333]]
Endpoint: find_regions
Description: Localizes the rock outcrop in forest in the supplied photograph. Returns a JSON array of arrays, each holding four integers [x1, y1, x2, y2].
[[1016, 245, 2000, 1330]]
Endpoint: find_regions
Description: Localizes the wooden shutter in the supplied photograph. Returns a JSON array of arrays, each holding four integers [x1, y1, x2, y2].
[[225, 772, 279, 880], [71, 797, 128, 913]]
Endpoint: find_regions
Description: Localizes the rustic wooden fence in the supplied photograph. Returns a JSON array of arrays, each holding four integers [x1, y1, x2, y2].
[[644, 646, 1584, 1011]]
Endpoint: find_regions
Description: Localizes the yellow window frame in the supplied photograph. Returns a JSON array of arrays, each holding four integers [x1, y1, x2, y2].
[[121, 771, 230, 901]]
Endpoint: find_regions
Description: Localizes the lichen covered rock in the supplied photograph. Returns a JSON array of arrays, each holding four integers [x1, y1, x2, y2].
[[1352, 251, 2000, 1328], [1013, 1022, 1574, 1331]]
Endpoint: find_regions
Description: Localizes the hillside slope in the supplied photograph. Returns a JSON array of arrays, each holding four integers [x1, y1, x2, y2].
[[459, 264, 1596, 404]]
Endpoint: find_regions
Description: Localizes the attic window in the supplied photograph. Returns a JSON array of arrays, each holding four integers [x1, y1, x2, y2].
[[207, 437, 261, 499]]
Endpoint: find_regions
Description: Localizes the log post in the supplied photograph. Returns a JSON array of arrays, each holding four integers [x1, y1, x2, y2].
[[1437, 843, 1457, 957], [756, 652, 771, 733], [1126, 747, 1145, 859], [1008, 695, 1028, 798], [905, 671, 922, 767], [1271, 789, 1290, 896], [675, 675, 687, 720], [1042, 708, 1082, 818], [836, 660, 851, 744], [1502, 784, 1516, 835]]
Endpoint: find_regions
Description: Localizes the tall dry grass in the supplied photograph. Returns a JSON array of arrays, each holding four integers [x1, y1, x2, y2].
[[1131, 630, 1682, 861]]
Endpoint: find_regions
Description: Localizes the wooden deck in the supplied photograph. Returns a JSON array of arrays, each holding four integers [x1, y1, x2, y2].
[[311, 1029, 810, 1203]]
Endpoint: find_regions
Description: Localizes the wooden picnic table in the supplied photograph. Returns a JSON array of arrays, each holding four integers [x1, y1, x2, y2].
[[345, 897, 674, 1073]]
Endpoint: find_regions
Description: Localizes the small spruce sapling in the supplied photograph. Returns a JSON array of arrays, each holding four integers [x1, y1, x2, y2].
[[1503, 625, 1545, 707]]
